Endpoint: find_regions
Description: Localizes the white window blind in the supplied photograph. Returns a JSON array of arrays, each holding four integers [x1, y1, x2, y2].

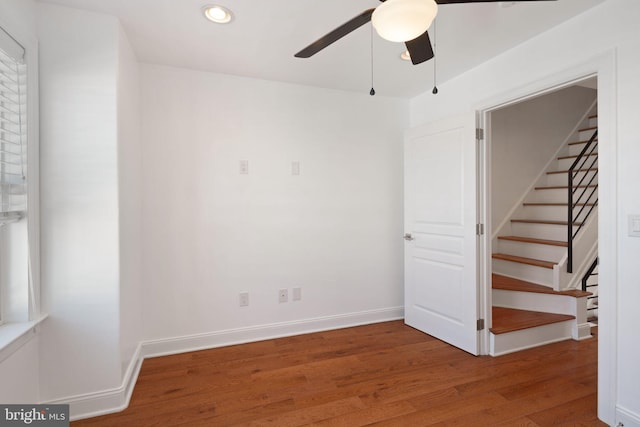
[[0, 27, 26, 225]]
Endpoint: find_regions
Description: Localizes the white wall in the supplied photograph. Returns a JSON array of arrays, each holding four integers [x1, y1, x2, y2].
[[117, 24, 143, 379], [140, 64, 407, 343], [37, 3, 122, 400], [410, 0, 640, 424], [0, 336, 39, 402], [491, 86, 596, 231]]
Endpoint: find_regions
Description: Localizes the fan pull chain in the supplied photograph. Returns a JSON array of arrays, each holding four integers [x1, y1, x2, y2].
[[370, 23, 376, 96], [432, 18, 438, 95]]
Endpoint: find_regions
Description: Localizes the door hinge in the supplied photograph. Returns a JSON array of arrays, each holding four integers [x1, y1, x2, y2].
[[476, 128, 484, 140], [476, 223, 484, 236], [477, 319, 485, 331]]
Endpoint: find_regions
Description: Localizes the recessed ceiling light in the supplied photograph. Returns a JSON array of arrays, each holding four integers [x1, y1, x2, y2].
[[400, 50, 411, 61], [203, 5, 233, 24]]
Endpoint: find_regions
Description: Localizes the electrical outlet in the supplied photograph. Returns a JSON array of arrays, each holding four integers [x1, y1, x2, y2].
[[278, 289, 288, 303], [292, 287, 302, 301], [239, 292, 249, 307]]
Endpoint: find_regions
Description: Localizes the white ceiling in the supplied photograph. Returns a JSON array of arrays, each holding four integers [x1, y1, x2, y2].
[[37, 0, 605, 98]]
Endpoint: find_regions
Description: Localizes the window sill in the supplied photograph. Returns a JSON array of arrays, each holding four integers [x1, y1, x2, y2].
[[0, 314, 48, 364]]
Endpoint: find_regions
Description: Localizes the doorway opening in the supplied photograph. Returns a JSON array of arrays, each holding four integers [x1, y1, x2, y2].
[[482, 76, 598, 356]]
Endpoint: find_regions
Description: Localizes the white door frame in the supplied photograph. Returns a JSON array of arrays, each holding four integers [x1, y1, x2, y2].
[[474, 51, 618, 425]]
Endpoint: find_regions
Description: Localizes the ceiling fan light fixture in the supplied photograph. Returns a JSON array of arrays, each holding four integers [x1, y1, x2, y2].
[[203, 5, 233, 24], [372, 0, 437, 43]]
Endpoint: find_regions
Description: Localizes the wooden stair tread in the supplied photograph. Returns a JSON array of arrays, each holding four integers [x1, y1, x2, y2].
[[490, 307, 575, 334], [492, 274, 591, 297], [558, 153, 598, 160], [492, 253, 556, 269], [511, 219, 583, 226], [497, 236, 567, 247], [569, 139, 598, 146], [535, 185, 597, 190], [547, 168, 597, 175], [523, 202, 595, 206], [578, 126, 597, 132]]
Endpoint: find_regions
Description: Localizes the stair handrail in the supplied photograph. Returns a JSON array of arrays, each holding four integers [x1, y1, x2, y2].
[[567, 129, 598, 273]]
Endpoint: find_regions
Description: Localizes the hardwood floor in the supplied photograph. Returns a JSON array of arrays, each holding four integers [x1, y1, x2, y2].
[[71, 321, 605, 426]]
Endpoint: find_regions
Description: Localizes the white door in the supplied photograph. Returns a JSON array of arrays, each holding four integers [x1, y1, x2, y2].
[[404, 112, 479, 355]]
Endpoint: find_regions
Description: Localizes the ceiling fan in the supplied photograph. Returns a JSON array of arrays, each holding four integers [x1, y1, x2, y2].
[[295, 0, 556, 65]]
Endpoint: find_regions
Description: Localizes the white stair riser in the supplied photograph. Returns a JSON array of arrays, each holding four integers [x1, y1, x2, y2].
[[569, 143, 597, 157], [490, 320, 574, 356], [578, 129, 597, 140], [557, 156, 598, 171], [572, 204, 598, 224], [520, 205, 591, 222], [511, 222, 577, 241], [493, 289, 577, 314], [546, 171, 598, 187], [526, 188, 572, 203], [492, 258, 554, 286], [496, 240, 566, 262], [588, 117, 598, 127]]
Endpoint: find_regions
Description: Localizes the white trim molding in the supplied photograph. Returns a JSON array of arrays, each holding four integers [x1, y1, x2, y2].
[[617, 406, 640, 427], [142, 307, 404, 358], [49, 344, 143, 422]]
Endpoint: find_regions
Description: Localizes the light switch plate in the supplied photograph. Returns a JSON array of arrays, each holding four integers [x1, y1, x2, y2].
[[629, 215, 640, 237], [239, 160, 249, 175]]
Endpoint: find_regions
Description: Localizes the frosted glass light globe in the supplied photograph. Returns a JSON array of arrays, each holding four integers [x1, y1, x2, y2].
[[372, 0, 438, 43]]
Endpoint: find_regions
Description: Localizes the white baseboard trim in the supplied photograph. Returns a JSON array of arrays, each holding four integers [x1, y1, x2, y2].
[[574, 322, 593, 341], [617, 405, 640, 427], [50, 307, 403, 421], [142, 307, 405, 358], [47, 343, 144, 422]]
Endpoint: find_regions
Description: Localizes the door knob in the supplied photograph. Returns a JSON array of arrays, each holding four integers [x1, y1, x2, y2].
[[403, 233, 415, 241]]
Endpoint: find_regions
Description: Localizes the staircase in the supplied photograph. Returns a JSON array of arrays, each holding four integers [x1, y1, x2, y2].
[[490, 111, 598, 356]]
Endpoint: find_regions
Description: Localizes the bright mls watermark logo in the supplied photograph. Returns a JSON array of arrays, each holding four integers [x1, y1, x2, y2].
[[0, 405, 68, 426]]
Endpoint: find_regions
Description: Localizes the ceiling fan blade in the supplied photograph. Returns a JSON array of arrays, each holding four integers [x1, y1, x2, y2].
[[405, 30, 434, 65], [295, 8, 375, 58], [435, 0, 555, 3]]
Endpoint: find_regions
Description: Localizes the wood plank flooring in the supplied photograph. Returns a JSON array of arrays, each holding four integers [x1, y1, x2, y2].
[[71, 321, 605, 426]]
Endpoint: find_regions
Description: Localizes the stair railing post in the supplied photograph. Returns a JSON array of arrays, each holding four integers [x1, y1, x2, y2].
[[568, 170, 573, 274]]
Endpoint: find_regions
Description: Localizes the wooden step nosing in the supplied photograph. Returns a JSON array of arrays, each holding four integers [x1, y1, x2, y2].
[[492, 274, 591, 298], [523, 203, 595, 207], [568, 140, 598, 146], [547, 168, 598, 175], [492, 253, 556, 269], [558, 153, 598, 160], [534, 185, 597, 190], [511, 219, 583, 226], [490, 306, 576, 335]]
